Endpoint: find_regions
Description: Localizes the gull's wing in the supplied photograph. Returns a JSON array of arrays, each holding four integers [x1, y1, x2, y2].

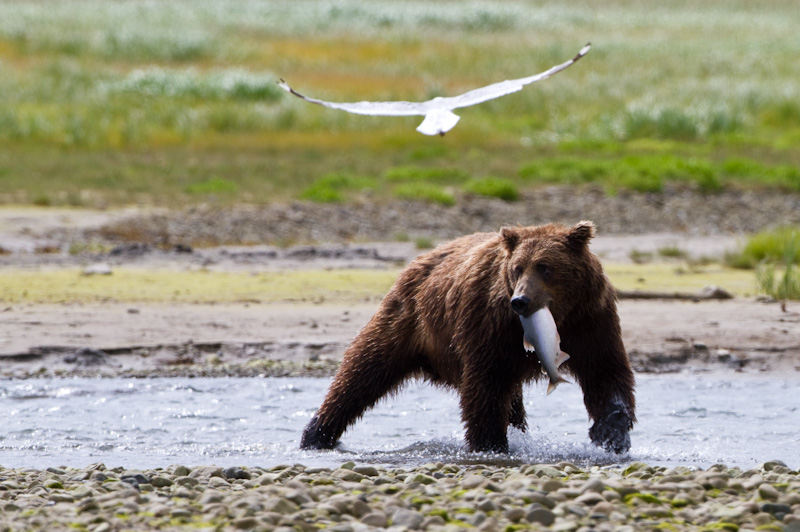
[[278, 44, 589, 116], [441, 43, 591, 110], [278, 43, 590, 135], [278, 80, 432, 116]]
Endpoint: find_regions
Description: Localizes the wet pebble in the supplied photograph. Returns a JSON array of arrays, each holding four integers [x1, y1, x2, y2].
[[0, 461, 796, 531], [759, 482, 781, 500], [527, 507, 557, 525], [392, 508, 424, 528]]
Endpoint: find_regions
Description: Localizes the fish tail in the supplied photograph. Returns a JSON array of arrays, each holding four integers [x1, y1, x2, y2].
[[546, 376, 570, 396]]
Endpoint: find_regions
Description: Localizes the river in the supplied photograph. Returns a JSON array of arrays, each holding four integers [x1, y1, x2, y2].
[[1, 373, 797, 470]]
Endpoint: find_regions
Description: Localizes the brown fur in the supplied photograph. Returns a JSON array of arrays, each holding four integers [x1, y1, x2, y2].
[[300, 221, 636, 453]]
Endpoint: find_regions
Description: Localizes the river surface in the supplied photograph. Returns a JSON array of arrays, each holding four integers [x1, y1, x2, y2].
[[1, 373, 797, 470]]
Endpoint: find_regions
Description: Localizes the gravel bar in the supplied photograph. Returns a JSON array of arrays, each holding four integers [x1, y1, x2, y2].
[[1, 460, 798, 531], [66, 188, 800, 248]]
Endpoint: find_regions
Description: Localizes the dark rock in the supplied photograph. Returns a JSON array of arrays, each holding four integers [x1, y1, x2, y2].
[[698, 285, 733, 300], [121, 474, 150, 487], [110, 243, 152, 257], [224, 467, 252, 480], [63, 348, 110, 367], [526, 508, 556, 525], [761, 502, 792, 516]]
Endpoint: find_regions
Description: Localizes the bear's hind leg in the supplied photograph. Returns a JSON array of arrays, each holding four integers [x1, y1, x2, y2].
[[300, 334, 419, 450], [459, 368, 515, 453]]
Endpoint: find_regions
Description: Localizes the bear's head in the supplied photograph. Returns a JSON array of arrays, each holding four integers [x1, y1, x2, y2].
[[500, 221, 599, 321]]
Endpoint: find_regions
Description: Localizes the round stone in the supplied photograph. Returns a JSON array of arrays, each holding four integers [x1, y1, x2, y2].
[[526, 508, 556, 526], [758, 483, 780, 500], [361, 512, 388, 527]]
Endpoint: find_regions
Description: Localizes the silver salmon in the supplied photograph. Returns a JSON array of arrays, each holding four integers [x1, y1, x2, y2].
[[520, 307, 570, 395]]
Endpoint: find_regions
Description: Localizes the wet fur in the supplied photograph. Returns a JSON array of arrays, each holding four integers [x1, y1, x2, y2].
[[301, 221, 636, 453]]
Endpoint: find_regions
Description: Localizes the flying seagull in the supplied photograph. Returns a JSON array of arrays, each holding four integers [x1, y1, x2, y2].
[[279, 43, 590, 136]]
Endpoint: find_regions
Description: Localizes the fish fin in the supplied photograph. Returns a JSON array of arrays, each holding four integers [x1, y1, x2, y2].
[[555, 351, 570, 368], [523, 337, 535, 352], [546, 377, 570, 396]]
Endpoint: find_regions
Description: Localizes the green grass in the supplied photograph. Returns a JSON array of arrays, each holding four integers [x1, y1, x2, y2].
[[0, 261, 757, 304], [464, 177, 520, 201], [0, 267, 398, 304], [518, 155, 727, 193], [756, 262, 800, 301], [0, 0, 798, 207], [414, 236, 435, 249], [629, 249, 654, 265], [185, 177, 239, 196], [393, 183, 456, 206], [725, 227, 800, 269], [301, 173, 377, 203], [731, 227, 800, 301], [384, 166, 470, 184], [657, 245, 688, 260]]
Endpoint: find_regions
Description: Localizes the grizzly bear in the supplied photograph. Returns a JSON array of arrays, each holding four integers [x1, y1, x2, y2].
[[301, 221, 636, 454]]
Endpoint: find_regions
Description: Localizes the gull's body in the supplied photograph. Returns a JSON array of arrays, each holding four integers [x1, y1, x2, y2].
[[279, 43, 590, 136]]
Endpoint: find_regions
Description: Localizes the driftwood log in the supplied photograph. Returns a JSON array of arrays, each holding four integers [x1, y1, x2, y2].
[[616, 285, 733, 301]]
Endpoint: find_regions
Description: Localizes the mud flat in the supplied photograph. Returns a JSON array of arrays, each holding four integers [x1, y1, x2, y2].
[[1, 295, 799, 379]]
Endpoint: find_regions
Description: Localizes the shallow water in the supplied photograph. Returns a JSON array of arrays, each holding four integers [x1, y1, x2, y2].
[[0, 373, 797, 470]]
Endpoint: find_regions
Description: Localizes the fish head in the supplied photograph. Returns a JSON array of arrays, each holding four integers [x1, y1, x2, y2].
[[501, 221, 597, 319]]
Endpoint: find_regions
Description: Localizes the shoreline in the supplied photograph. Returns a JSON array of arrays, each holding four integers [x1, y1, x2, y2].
[[1, 297, 798, 380], [2, 341, 800, 380], [0, 461, 797, 531]]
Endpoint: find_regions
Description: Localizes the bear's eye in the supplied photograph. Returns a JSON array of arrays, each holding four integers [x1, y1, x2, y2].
[[512, 264, 523, 276], [537, 263, 553, 279]]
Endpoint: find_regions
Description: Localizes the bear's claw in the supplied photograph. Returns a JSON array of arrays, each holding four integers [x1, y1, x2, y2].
[[589, 408, 633, 454]]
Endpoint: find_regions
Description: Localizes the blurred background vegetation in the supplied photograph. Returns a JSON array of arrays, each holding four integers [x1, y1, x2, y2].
[[1, 0, 799, 209]]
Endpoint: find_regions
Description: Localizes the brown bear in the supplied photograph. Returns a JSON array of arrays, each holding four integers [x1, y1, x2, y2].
[[300, 221, 636, 454]]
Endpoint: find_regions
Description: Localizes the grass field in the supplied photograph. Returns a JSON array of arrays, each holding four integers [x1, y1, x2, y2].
[[0, 262, 757, 304], [1, 0, 799, 207]]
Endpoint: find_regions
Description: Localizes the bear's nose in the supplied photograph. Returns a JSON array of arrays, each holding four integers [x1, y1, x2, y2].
[[510, 295, 530, 315]]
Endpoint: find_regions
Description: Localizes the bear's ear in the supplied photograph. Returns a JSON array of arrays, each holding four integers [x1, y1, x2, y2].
[[500, 227, 520, 253], [566, 220, 595, 249]]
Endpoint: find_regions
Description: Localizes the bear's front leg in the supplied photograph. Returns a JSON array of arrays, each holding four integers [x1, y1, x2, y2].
[[588, 394, 634, 454], [560, 309, 636, 454]]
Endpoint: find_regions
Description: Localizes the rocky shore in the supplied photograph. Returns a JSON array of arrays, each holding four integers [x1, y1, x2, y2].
[[1, 460, 797, 532], [64, 187, 800, 249]]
